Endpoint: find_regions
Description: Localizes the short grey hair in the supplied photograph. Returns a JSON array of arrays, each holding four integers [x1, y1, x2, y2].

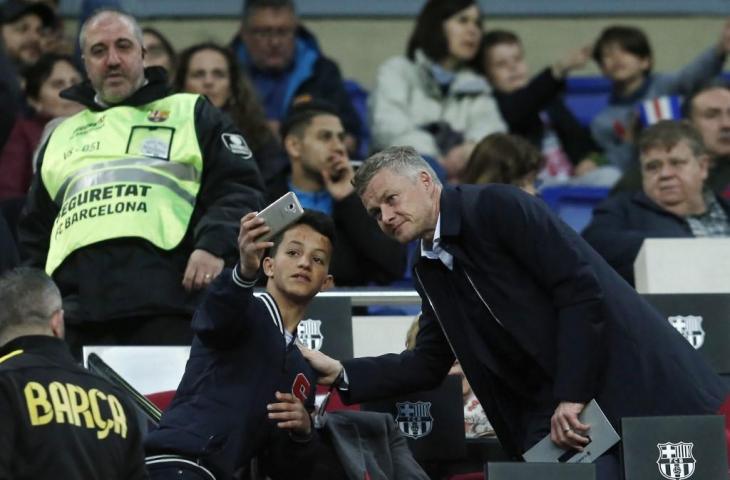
[[352, 146, 442, 197], [0, 268, 62, 340], [79, 9, 144, 52]]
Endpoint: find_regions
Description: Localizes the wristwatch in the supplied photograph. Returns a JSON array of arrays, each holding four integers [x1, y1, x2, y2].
[[332, 368, 349, 391]]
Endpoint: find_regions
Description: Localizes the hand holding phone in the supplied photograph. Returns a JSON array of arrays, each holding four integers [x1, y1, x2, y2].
[[254, 192, 305, 242]]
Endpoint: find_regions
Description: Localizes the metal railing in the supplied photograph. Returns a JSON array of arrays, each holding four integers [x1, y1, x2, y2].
[[316, 288, 419, 307]]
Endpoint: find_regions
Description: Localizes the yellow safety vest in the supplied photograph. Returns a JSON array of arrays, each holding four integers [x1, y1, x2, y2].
[[41, 93, 204, 275]]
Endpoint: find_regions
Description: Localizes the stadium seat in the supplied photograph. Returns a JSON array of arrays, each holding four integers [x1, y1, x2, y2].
[[343, 78, 371, 159], [540, 186, 611, 233], [564, 76, 613, 127]]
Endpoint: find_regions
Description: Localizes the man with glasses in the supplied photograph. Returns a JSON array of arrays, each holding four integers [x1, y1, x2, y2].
[[584, 120, 730, 284], [231, 0, 362, 155]]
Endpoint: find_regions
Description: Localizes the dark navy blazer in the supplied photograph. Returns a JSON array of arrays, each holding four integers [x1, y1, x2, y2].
[[342, 185, 728, 459]]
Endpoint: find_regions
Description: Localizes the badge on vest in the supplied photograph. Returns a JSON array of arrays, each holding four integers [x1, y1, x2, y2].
[[127, 126, 174, 160], [147, 110, 170, 122], [221, 133, 252, 158]]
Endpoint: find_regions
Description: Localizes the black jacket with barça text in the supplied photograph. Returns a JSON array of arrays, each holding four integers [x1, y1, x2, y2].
[[0, 335, 147, 479]]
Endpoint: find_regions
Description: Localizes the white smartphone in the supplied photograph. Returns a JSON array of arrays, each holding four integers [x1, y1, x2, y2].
[[255, 191, 304, 242]]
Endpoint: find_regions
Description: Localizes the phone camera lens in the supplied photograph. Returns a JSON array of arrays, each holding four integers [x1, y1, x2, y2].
[[287, 204, 294, 211]]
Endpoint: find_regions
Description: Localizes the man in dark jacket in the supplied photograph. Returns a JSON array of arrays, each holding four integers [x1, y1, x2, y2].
[[232, 0, 362, 154], [302, 145, 730, 480], [269, 100, 406, 287], [18, 10, 265, 355], [0, 267, 147, 479], [583, 120, 730, 284]]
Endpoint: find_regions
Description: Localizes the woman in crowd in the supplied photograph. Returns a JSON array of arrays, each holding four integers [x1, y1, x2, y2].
[[142, 27, 176, 77], [0, 53, 82, 200], [175, 42, 288, 191], [368, 0, 505, 183], [461, 132, 544, 194]]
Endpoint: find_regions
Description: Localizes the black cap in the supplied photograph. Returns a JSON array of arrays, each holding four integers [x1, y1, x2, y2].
[[280, 97, 341, 139], [0, 0, 56, 27]]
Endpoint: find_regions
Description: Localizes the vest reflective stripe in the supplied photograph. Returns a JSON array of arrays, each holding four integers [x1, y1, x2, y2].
[[41, 93, 204, 275], [57, 165, 198, 207], [55, 157, 200, 205]]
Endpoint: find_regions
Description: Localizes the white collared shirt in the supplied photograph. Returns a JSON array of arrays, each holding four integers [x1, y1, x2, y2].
[[420, 214, 453, 270]]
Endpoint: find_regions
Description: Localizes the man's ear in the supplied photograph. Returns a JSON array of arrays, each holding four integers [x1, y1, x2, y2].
[[50, 309, 65, 340], [284, 134, 301, 160], [262, 256, 274, 278]]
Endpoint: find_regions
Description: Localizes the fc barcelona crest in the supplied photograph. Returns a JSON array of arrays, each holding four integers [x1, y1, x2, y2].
[[297, 319, 323, 351], [147, 110, 170, 122], [395, 401, 433, 439], [657, 442, 696, 479], [668, 315, 705, 349]]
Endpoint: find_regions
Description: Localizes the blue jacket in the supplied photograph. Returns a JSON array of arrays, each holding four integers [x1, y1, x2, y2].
[[341, 185, 728, 459], [230, 27, 362, 141], [144, 268, 317, 479], [583, 191, 730, 284]]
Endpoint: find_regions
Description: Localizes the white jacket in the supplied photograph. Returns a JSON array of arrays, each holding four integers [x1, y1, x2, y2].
[[369, 50, 506, 157]]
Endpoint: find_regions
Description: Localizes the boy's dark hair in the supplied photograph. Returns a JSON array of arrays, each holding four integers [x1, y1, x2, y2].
[[480, 30, 521, 58], [279, 99, 341, 139], [461, 133, 544, 186], [22, 53, 77, 100], [406, 0, 478, 62], [592, 25, 652, 72], [269, 209, 337, 257]]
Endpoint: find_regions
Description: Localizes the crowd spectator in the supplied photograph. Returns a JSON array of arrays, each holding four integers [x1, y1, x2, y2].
[[461, 132, 544, 194], [142, 27, 176, 77], [480, 30, 619, 187], [175, 42, 289, 191], [0, 0, 57, 149], [270, 100, 406, 286], [0, 53, 83, 201], [231, 0, 362, 155], [19, 10, 265, 356], [686, 82, 730, 195], [368, 0, 505, 182], [33, 0, 74, 56], [612, 81, 730, 195], [584, 120, 730, 284], [0, 267, 147, 479], [591, 20, 730, 171]]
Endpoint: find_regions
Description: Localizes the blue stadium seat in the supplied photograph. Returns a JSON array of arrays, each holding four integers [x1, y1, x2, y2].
[[343, 78, 371, 159], [540, 185, 611, 233], [564, 76, 613, 127]]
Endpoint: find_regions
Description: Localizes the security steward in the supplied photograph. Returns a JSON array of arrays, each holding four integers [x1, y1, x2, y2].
[[0, 267, 147, 479], [19, 10, 265, 356]]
